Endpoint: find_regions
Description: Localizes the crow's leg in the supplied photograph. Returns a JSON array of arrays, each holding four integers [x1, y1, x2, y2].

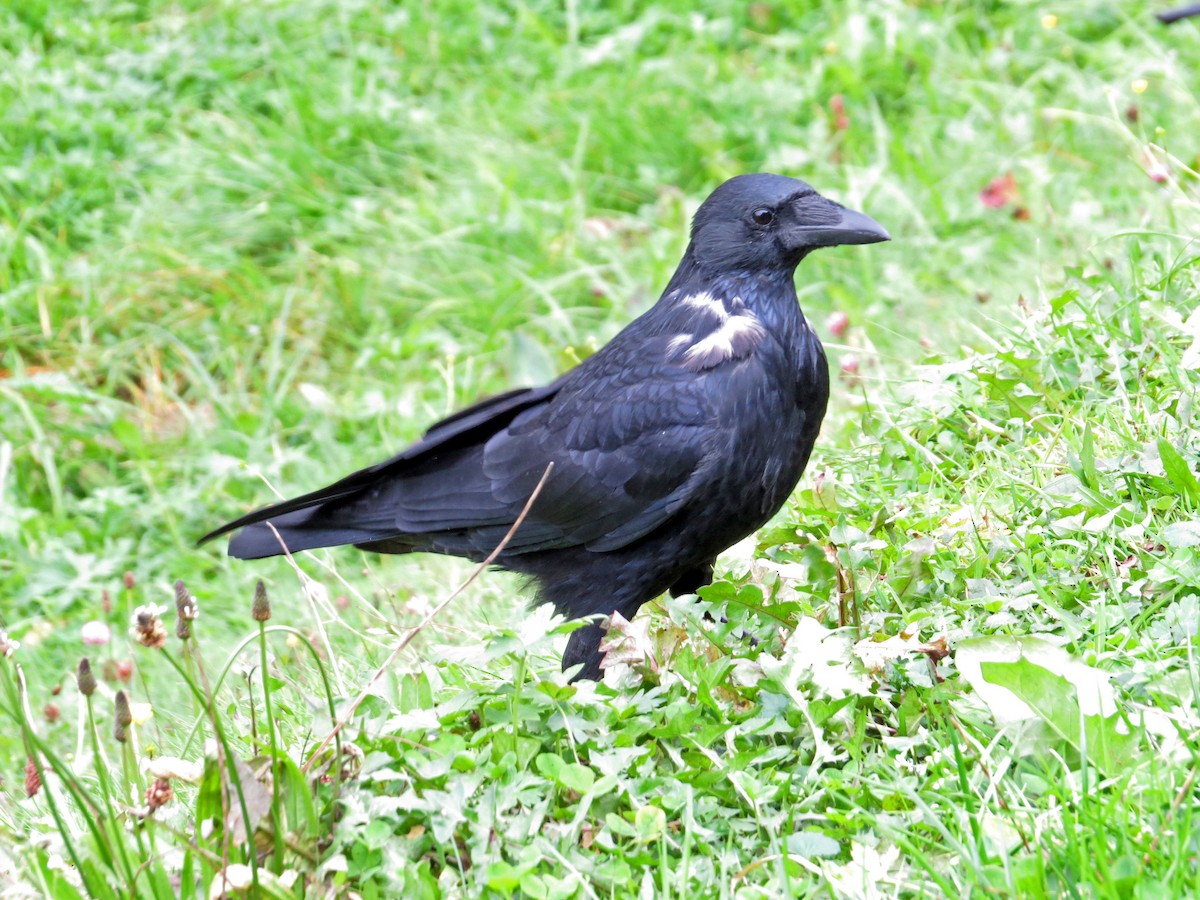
[[668, 561, 715, 597], [562, 618, 609, 682], [671, 560, 720, 623], [668, 562, 754, 644], [561, 562, 718, 682], [562, 599, 644, 682]]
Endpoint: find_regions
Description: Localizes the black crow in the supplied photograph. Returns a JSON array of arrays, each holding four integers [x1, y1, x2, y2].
[[201, 174, 889, 680], [1158, 3, 1200, 23]]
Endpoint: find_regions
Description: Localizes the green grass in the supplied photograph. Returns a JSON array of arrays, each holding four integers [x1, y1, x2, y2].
[[2, 0, 1200, 896]]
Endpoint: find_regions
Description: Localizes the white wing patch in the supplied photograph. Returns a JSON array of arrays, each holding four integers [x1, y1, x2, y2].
[[679, 291, 728, 320], [667, 333, 694, 353], [678, 311, 767, 371]]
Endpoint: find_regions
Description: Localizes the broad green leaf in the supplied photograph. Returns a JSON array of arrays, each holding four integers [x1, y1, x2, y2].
[[520, 873, 549, 899], [557, 762, 595, 794], [634, 805, 666, 841], [1162, 520, 1200, 548], [535, 752, 563, 781], [593, 858, 634, 886], [979, 658, 1138, 774], [536, 753, 595, 793], [490, 733, 540, 768], [1158, 439, 1200, 504], [280, 754, 319, 840], [605, 813, 638, 838], [786, 831, 841, 858], [485, 861, 522, 893], [958, 636, 1140, 775]]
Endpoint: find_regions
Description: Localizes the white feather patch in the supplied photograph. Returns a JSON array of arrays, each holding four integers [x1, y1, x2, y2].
[[679, 291, 728, 321], [667, 333, 694, 353], [680, 312, 767, 369]]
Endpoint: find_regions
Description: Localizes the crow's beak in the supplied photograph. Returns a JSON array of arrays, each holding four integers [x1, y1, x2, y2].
[[788, 205, 891, 250]]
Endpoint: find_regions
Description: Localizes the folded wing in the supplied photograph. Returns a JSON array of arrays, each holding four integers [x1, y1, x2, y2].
[[202, 339, 721, 561]]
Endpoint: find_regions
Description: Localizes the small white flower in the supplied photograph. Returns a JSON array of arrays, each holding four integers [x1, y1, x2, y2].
[[129, 702, 154, 725], [210, 863, 254, 898], [81, 621, 112, 646]]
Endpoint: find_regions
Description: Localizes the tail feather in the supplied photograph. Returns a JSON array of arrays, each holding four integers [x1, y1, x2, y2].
[[227, 510, 399, 559], [197, 469, 378, 547], [200, 383, 562, 555]]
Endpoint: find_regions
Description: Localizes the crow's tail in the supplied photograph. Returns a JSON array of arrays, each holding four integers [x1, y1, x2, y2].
[[227, 516, 399, 559], [198, 471, 397, 559]]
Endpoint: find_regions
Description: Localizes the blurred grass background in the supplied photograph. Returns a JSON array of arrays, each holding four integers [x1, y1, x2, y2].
[[1, 3, 1198, 890], [3, 0, 1195, 701], [5, 0, 1194, 620]]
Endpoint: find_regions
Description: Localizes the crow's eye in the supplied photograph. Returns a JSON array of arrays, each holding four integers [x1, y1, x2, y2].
[[751, 208, 775, 226]]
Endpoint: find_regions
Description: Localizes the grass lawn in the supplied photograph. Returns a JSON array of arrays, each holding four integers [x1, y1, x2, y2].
[[2, 0, 1200, 896]]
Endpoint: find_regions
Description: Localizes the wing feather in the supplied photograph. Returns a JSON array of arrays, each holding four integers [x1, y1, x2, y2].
[[210, 303, 746, 560]]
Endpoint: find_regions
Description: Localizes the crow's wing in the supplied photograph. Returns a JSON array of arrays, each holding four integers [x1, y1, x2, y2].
[[320, 333, 724, 558], [207, 316, 747, 560], [198, 383, 559, 545], [476, 347, 717, 554]]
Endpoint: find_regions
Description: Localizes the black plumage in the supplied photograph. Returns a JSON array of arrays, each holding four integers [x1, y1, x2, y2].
[[1158, 3, 1200, 24], [201, 174, 889, 680]]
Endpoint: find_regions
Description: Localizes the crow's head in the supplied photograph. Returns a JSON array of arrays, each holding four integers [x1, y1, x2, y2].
[[689, 173, 889, 274]]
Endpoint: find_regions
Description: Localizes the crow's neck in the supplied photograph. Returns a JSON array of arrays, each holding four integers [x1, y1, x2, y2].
[[662, 248, 808, 334]]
